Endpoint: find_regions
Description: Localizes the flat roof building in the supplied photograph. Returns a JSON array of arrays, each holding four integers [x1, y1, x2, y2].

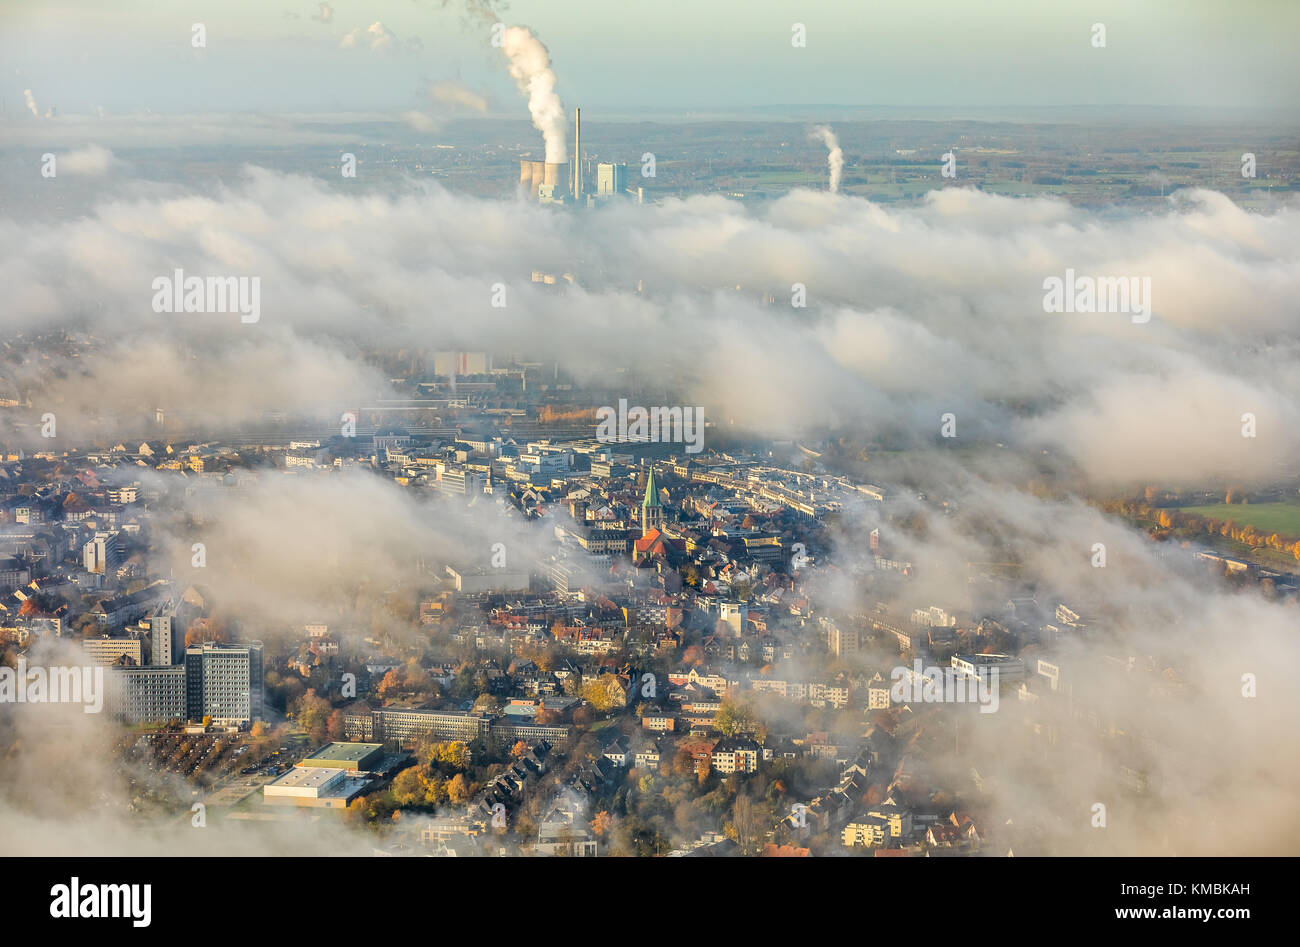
[[344, 705, 492, 746], [951, 653, 1025, 681], [298, 742, 385, 773], [262, 766, 368, 808], [81, 635, 144, 667]]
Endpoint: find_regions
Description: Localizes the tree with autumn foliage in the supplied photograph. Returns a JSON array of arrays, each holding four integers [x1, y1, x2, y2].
[[326, 709, 347, 741], [390, 766, 425, 807], [184, 616, 228, 648], [715, 695, 758, 737], [671, 746, 697, 779], [726, 794, 770, 856], [446, 773, 471, 806], [416, 739, 472, 772], [580, 674, 628, 713], [18, 592, 59, 617], [292, 688, 333, 742]]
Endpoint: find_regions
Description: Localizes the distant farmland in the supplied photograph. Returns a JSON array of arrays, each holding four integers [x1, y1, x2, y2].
[[1177, 502, 1300, 537]]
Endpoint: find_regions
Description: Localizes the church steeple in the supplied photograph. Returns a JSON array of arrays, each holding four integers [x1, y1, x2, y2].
[[640, 466, 663, 532], [643, 467, 661, 507]]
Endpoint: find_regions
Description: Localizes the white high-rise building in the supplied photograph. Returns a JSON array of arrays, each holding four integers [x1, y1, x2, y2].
[[597, 162, 628, 198], [185, 641, 264, 725], [83, 531, 120, 575], [150, 599, 184, 666]]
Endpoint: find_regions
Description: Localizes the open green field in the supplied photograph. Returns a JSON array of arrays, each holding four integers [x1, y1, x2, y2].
[[736, 170, 825, 186], [1177, 502, 1300, 536]]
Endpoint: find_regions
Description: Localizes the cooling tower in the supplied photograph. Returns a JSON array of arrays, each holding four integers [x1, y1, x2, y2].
[[518, 159, 569, 201], [544, 162, 569, 197]]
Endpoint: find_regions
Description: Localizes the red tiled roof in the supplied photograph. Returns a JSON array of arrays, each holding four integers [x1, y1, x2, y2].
[[762, 844, 810, 857]]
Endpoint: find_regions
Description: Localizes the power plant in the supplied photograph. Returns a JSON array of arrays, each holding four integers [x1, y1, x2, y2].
[[518, 157, 570, 203], [518, 108, 580, 204], [518, 107, 634, 206]]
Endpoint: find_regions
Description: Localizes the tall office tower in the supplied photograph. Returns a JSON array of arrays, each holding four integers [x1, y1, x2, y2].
[[185, 640, 264, 725], [104, 665, 187, 723], [149, 599, 183, 666], [597, 162, 628, 198], [83, 531, 121, 574]]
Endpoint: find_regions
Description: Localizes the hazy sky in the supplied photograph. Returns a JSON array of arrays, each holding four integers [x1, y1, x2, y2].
[[2, 0, 1297, 118]]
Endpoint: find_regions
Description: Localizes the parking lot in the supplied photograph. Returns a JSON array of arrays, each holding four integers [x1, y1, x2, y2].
[[126, 731, 311, 800]]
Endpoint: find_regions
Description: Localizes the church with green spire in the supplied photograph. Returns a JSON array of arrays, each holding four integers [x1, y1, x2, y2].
[[640, 465, 663, 533]]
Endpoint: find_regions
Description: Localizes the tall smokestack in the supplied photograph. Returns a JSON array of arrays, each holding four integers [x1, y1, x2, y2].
[[573, 107, 581, 201]]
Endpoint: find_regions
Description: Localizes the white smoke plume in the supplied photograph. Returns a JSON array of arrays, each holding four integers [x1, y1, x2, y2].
[[23, 89, 38, 118], [501, 26, 567, 164], [810, 124, 843, 193]]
